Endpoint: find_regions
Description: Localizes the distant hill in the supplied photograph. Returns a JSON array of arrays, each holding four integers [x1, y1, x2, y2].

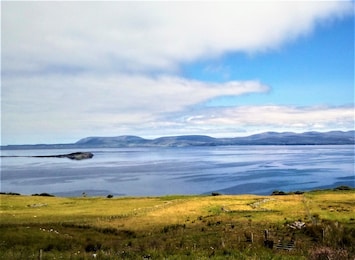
[[1, 131, 354, 149], [229, 131, 355, 145], [150, 135, 218, 146], [75, 135, 148, 146]]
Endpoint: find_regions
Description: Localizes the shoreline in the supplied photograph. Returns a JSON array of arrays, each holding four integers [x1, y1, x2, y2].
[[1, 185, 353, 199]]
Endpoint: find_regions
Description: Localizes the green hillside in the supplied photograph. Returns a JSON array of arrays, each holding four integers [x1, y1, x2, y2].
[[0, 189, 354, 259]]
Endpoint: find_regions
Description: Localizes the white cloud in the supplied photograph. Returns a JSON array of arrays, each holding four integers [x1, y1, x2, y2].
[[182, 105, 355, 128], [2, 74, 268, 114], [178, 105, 355, 134], [3, 74, 353, 143], [2, 1, 352, 74], [1, 1, 354, 144], [1, 74, 269, 143]]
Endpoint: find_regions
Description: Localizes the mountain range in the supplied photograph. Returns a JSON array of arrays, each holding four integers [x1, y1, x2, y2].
[[2, 131, 354, 149]]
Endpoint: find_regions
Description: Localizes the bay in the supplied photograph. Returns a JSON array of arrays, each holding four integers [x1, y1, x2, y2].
[[1, 145, 354, 197]]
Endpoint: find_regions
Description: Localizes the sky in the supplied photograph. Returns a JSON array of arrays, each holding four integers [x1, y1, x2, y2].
[[1, 1, 354, 145]]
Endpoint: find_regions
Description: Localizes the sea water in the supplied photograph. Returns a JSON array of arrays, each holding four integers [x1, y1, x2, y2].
[[1, 145, 354, 197]]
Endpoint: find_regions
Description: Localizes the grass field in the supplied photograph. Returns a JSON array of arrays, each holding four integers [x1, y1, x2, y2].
[[0, 189, 354, 259]]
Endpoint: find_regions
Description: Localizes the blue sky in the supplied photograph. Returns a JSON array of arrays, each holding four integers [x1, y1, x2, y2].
[[1, 1, 354, 145], [183, 15, 354, 107]]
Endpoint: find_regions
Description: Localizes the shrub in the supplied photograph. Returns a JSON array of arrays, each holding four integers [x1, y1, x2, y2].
[[0, 192, 21, 196], [120, 230, 136, 238], [294, 190, 304, 194], [271, 190, 286, 195], [107, 194, 114, 198], [31, 193, 54, 197], [85, 242, 101, 252], [334, 185, 352, 191], [303, 224, 323, 242]]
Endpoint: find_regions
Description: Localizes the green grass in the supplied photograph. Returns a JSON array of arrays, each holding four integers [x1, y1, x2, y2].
[[0, 190, 354, 259]]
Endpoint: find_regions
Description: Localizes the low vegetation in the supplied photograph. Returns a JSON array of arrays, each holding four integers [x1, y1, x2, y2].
[[0, 188, 354, 259]]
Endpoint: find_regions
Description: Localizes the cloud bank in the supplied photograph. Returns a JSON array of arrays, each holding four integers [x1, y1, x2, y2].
[[1, 1, 354, 144], [3, 1, 352, 74]]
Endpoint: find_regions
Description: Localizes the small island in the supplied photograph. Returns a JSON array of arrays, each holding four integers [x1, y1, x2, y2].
[[33, 152, 94, 160], [1, 152, 94, 160]]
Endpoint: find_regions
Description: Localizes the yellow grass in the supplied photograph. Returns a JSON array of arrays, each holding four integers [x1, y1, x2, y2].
[[0, 190, 354, 259], [303, 191, 355, 223], [1, 191, 354, 228]]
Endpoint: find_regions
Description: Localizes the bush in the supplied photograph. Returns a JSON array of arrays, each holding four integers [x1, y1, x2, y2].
[[107, 194, 114, 198], [334, 185, 352, 191], [31, 193, 55, 197], [271, 190, 304, 195], [85, 242, 102, 252], [271, 190, 286, 195], [294, 190, 304, 194], [0, 192, 21, 196]]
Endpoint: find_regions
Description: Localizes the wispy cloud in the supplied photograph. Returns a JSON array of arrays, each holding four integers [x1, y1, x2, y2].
[[179, 105, 354, 132], [2, 74, 268, 136]]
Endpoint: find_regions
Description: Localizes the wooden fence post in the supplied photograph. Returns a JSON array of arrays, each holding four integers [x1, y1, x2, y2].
[[264, 229, 269, 240]]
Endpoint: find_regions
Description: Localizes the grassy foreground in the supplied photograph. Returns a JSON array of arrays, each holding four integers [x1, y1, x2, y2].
[[0, 189, 354, 259]]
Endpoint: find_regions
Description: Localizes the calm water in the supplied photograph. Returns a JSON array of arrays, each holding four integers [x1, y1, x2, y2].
[[1, 145, 354, 197]]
